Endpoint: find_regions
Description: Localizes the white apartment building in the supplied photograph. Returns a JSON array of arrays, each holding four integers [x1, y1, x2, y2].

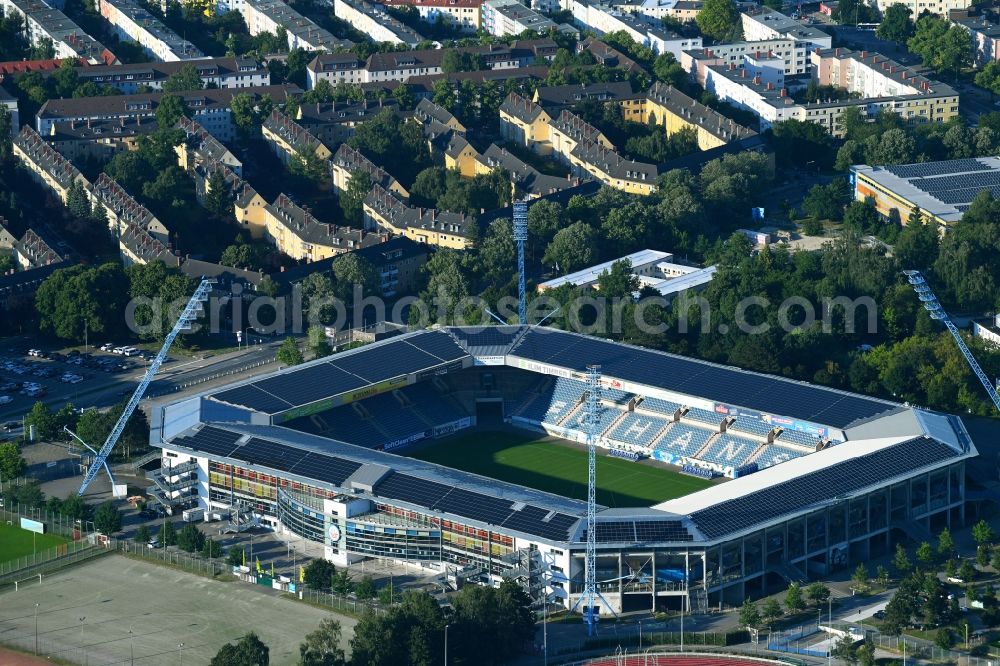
[[609, 0, 701, 21], [741, 7, 832, 49], [379, 0, 481, 32], [481, 0, 555, 36], [571, 0, 700, 59], [239, 0, 351, 51], [73, 58, 268, 94], [876, 0, 971, 17], [681, 38, 808, 86], [0, 0, 114, 64], [333, 0, 423, 46], [97, 0, 203, 61]]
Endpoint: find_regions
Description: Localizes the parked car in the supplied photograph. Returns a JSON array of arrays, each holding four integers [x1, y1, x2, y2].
[[147, 539, 161, 549], [2, 422, 18, 431], [0, 395, 12, 405], [123, 347, 141, 357], [112, 347, 126, 355], [100, 343, 114, 352], [0, 381, 18, 391]]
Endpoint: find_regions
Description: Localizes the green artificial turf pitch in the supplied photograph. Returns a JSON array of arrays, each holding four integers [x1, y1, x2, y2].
[[0, 522, 69, 565], [410, 430, 714, 507]]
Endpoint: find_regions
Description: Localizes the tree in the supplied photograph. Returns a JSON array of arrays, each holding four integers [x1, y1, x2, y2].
[[162, 64, 204, 93], [35, 263, 129, 342], [696, 0, 740, 41], [762, 597, 783, 624], [959, 558, 976, 583], [739, 598, 761, 628], [0, 442, 26, 487], [204, 169, 234, 217], [231, 92, 259, 138], [876, 565, 890, 588], [935, 627, 953, 649], [916, 541, 935, 568], [785, 581, 805, 613], [134, 525, 151, 544], [857, 640, 876, 666], [802, 181, 848, 221], [543, 222, 597, 272], [877, 4, 913, 44], [155, 94, 189, 129], [160, 520, 178, 547], [277, 337, 304, 366], [67, 179, 92, 219], [354, 575, 375, 599], [211, 632, 269, 666], [834, 635, 858, 666], [308, 326, 332, 358], [805, 582, 830, 607], [908, 16, 970, 79], [340, 171, 372, 227], [177, 523, 205, 552], [331, 252, 378, 302], [303, 558, 336, 591], [852, 563, 869, 591], [0, 105, 11, 159], [938, 528, 955, 559], [978, 545, 991, 568], [350, 591, 444, 665], [299, 618, 346, 666], [93, 501, 122, 535], [973, 519, 994, 547], [203, 538, 223, 558], [24, 402, 58, 441], [227, 544, 248, 567], [289, 144, 329, 187], [771, 119, 834, 169], [894, 543, 912, 574], [894, 213, 938, 270]]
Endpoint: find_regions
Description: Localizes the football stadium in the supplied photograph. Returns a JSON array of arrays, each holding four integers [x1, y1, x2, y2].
[[149, 326, 977, 614]]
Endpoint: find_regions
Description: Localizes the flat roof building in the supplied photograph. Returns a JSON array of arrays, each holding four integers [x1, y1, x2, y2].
[[0, 0, 116, 64], [334, 0, 424, 46], [97, 0, 203, 61], [851, 157, 1000, 227], [481, 0, 556, 36], [571, 0, 701, 59], [741, 7, 831, 49], [379, 0, 481, 32], [537, 249, 716, 298], [67, 57, 268, 94], [239, 0, 352, 51]]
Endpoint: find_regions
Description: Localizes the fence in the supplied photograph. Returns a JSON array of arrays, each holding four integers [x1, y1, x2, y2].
[[1, 504, 93, 540], [554, 650, 806, 666], [119, 539, 229, 577], [545, 626, 751, 658], [766, 622, 828, 657], [294, 586, 385, 617]]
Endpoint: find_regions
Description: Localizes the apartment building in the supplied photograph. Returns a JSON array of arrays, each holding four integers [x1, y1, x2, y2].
[[12, 126, 91, 204], [97, 0, 203, 61], [0, 0, 115, 64], [481, 0, 555, 36], [306, 39, 556, 88], [571, 0, 701, 59], [363, 183, 478, 248], [239, 0, 351, 51], [10, 227, 66, 269], [624, 81, 756, 150], [330, 143, 409, 199], [334, 0, 424, 46], [499, 92, 552, 152], [198, 160, 269, 236], [602, 0, 703, 21], [261, 109, 332, 170], [91, 172, 170, 245], [577, 36, 644, 76], [294, 98, 398, 146], [681, 39, 809, 85], [175, 116, 243, 176], [35, 85, 302, 139], [950, 10, 1000, 67], [264, 193, 383, 262], [476, 143, 583, 199], [379, 0, 481, 32], [875, 0, 971, 17], [741, 7, 831, 49], [42, 117, 157, 161], [1, 85, 19, 137], [118, 222, 175, 266], [70, 58, 268, 94]]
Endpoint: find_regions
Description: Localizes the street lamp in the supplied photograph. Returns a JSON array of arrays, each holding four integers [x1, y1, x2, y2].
[[178, 643, 185, 661], [33, 603, 38, 655], [444, 624, 450, 665], [129, 624, 134, 666], [638, 619, 642, 650]]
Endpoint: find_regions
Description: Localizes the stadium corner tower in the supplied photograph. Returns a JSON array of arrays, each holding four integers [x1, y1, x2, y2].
[[150, 326, 977, 613]]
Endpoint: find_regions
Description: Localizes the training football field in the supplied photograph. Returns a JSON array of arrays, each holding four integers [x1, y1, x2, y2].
[[0, 523, 68, 565], [410, 430, 714, 507]]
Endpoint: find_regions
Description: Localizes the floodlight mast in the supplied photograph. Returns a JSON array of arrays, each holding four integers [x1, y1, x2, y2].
[[73, 279, 214, 496], [513, 200, 529, 326], [904, 270, 1000, 415]]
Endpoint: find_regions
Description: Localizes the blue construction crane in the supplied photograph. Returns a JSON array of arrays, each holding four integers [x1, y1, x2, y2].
[[513, 200, 528, 326], [904, 270, 1000, 414], [71, 279, 214, 496]]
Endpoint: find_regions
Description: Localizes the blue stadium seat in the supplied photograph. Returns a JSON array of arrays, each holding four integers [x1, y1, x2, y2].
[[653, 423, 712, 456], [729, 418, 773, 438], [696, 434, 760, 468], [752, 444, 804, 469], [638, 397, 682, 416], [602, 387, 634, 405], [776, 428, 822, 447], [565, 405, 621, 434], [681, 463, 714, 479], [515, 377, 588, 425], [684, 407, 722, 426], [608, 412, 669, 448]]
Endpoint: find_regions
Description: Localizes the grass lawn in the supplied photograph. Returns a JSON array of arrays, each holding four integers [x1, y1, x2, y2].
[[0, 523, 68, 565], [410, 430, 714, 507]]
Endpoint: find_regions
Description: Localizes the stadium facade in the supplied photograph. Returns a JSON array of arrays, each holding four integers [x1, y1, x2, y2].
[[149, 327, 976, 613]]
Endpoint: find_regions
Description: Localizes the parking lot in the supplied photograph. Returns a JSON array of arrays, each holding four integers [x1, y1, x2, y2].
[[0, 345, 167, 420]]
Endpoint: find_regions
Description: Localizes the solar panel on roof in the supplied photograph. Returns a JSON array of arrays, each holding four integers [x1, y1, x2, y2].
[[252, 363, 368, 408], [210, 384, 294, 414], [449, 326, 523, 350], [690, 437, 955, 539], [330, 343, 445, 383], [173, 426, 242, 457], [886, 159, 989, 179], [434, 488, 515, 524], [406, 331, 469, 362], [290, 452, 362, 486], [373, 472, 451, 505], [230, 437, 309, 472]]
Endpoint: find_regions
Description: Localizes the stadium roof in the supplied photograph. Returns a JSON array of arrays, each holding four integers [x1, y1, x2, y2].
[[208, 330, 470, 415], [505, 328, 901, 430], [657, 434, 968, 540]]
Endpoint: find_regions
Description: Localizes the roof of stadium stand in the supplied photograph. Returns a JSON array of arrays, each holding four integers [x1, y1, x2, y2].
[[174, 325, 977, 545]]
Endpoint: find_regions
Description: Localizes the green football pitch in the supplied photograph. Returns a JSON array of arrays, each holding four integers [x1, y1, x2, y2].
[[0, 522, 69, 565], [410, 430, 714, 507]]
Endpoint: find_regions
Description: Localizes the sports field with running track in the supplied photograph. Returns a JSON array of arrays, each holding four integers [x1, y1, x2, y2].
[[410, 430, 714, 507]]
